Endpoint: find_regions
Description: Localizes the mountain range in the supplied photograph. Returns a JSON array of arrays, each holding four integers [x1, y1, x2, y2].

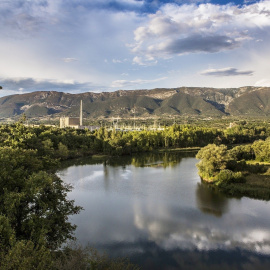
[[0, 86, 270, 119]]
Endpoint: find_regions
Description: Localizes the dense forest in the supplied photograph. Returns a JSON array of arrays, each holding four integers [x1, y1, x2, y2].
[[1, 121, 270, 268]]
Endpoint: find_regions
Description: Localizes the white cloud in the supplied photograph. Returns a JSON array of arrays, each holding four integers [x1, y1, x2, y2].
[[111, 77, 167, 88], [0, 0, 269, 95], [0, 0, 143, 91], [0, 77, 94, 94], [133, 56, 157, 66], [0, 0, 61, 37], [62, 58, 78, 63], [113, 59, 123, 63], [117, 0, 144, 6], [254, 79, 270, 87], [112, 58, 128, 63], [132, 1, 270, 60], [201, 67, 254, 77]]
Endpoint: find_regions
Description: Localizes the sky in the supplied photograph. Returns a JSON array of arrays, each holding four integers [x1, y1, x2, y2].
[[0, 0, 270, 97]]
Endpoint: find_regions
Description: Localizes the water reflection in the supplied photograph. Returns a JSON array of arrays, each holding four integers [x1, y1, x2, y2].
[[104, 152, 196, 168], [57, 152, 270, 269], [196, 182, 229, 217]]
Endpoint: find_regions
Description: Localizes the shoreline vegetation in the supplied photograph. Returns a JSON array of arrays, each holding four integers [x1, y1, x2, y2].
[[196, 143, 270, 200], [1, 120, 270, 268]]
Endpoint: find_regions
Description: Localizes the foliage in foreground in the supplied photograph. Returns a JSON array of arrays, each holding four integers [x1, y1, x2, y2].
[[0, 147, 81, 251], [53, 243, 139, 270], [0, 240, 139, 270]]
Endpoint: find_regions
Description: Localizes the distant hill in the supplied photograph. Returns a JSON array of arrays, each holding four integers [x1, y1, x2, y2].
[[0, 86, 269, 119], [227, 88, 270, 116]]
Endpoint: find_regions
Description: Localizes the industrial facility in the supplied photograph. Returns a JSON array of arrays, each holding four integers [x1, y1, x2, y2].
[[59, 100, 83, 128]]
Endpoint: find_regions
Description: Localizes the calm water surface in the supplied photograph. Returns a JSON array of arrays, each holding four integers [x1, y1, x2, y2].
[[57, 153, 270, 269]]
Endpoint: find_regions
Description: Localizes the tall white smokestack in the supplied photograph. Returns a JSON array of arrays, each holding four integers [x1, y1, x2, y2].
[[80, 100, 83, 126]]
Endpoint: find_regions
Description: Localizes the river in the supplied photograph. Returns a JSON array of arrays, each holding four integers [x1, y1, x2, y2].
[[57, 152, 270, 269]]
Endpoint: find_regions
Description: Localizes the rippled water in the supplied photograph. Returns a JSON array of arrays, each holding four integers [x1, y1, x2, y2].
[[57, 152, 270, 269]]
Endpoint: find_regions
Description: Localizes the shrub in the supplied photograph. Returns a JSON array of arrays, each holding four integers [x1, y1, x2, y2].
[[217, 170, 245, 184]]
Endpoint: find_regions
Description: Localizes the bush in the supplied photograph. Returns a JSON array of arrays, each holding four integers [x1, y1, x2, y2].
[[53, 244, 140, 270], [196, 144, 230, 179], [0, 240, 53, 270], [217, 170, 245, 184], [229, 145, 254, 161]]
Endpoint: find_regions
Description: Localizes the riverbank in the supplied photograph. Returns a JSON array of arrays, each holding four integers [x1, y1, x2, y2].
[[201, 164, 270, 201], [67, 146, 270, 201], [210, 173, 270, 200], [196, 142, 270, 201], [157, 147, 200, 153]]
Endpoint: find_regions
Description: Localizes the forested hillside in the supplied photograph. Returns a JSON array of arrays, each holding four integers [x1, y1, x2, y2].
[[1, 86, 270, 119]]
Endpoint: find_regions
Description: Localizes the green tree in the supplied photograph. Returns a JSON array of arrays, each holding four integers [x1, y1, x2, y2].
[[196, 144, 230, 180], [252, 139, 270, 162], [57, 142, 69, 159], [0, 240, 53, 270], [0, 147, 81, 250]]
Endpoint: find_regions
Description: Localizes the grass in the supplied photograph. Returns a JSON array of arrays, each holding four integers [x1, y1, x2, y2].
[[246, 160, 270, 166], [157, 147, 200, 153], [91, 154, 109, 159]]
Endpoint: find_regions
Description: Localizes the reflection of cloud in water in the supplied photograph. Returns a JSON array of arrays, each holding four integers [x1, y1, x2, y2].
[[58, 154, 270, 266], [121, 169, 132, 180], [132, 199, 270, 255], [74, 170, 103, 188]]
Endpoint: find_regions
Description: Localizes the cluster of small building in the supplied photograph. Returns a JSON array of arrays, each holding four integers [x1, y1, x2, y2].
[[59, 100, 164, 131]]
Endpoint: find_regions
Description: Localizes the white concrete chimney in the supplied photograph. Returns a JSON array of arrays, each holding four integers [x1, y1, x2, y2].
[[80, 100, 83, 126]]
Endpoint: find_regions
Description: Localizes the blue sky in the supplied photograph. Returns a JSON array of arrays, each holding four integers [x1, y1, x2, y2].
[[0, 0, 269, 97]]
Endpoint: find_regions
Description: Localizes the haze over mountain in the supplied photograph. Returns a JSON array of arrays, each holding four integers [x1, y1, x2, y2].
[[1, 86, 269, 119]]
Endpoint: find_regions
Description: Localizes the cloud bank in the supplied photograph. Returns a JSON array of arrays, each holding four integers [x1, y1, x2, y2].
[[132, 1, 270, 62], [201, 67, 254, 77], [111, 76, 167, 88], [0, 77, 94, 93], [0, 1, 269, 93]]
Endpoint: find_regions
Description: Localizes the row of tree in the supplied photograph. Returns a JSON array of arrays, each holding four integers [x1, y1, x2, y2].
[[0, 122, 269, 158]]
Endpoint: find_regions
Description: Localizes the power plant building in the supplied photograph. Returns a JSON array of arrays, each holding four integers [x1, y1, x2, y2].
[[59, 100, 100, 131], [59, 117, 81, 128], [60, 100, 83, 128]]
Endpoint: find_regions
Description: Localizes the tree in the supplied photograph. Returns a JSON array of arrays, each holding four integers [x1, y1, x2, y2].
[[0, 240, 53, 270], [0, 147, 82, 250], [252, 139, 270, 162], [57, 142, 69, 159], [196, 144, 230, 179]]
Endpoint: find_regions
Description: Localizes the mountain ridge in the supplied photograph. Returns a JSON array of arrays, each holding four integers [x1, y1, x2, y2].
[[0, 86, 270, 119]]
